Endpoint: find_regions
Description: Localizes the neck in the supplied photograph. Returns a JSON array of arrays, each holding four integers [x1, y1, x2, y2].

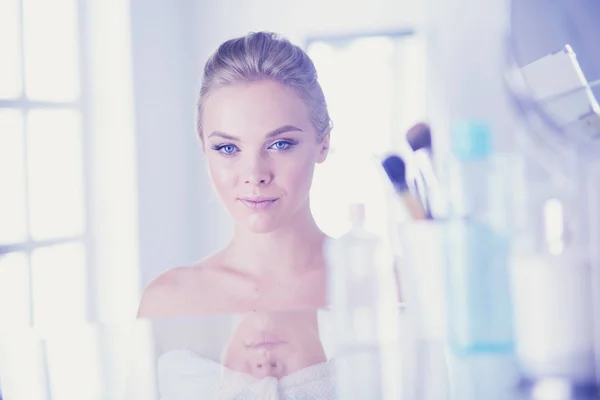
[[225, 202, 327, 277]]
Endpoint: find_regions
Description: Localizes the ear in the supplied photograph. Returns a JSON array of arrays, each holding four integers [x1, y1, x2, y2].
[[316, 131, 330, 164]]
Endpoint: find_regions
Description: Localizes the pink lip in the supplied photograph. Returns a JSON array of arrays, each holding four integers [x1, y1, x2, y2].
[[239, 198, 278, 210], [246, 334, 286, 349], [247, 341, 286, 350]]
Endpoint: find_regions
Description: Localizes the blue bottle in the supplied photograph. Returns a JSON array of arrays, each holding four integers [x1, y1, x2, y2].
[[444, 121, 515, 355]]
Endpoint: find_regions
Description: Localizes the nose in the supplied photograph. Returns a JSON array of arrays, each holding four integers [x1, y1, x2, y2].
[[251, 353, 283, 378], [243, 154, 272, 186]]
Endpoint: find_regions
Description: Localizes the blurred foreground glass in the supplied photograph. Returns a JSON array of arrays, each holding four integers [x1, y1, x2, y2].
[[393, 221, 450, 400]]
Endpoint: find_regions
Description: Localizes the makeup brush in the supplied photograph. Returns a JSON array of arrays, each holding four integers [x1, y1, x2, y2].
[[406, 123, 432, 152], [405, 122, 443, 218], [381, 155, 428, 220]]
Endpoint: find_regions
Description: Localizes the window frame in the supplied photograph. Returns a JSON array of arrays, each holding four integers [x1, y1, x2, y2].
[[0, 0, 92, 326]]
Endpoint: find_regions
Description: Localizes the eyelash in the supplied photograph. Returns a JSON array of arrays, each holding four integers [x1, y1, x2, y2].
[[211, 140, 298, 156]]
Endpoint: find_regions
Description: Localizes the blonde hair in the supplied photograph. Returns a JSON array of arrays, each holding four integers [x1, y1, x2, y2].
[[197, 31, 332, 142]]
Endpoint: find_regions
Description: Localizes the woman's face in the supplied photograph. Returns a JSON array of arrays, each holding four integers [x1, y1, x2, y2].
[[222, 311, 327, 379], [202, 80, 329, 233]]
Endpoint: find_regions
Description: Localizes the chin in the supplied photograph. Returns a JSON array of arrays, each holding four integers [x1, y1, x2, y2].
[[243, 220, 281, 234], [234, 212, 289, 234], [229, 199, 306, 234], [230, 204, 288, 234]]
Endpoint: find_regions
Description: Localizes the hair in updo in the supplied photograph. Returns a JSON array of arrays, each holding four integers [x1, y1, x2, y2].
[[197, 31, 332, 142]]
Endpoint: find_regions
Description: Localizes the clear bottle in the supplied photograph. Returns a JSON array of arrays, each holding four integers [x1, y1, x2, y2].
[[510, 124, 598, 386], [326, 203, 398, 400]]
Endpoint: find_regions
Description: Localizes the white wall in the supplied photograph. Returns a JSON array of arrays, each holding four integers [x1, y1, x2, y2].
[[129, 0, 204, 288]]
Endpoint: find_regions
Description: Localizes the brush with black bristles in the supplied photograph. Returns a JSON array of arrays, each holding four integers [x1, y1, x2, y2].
[[381, 154, 428, 220], [406, 123, 432, 152]]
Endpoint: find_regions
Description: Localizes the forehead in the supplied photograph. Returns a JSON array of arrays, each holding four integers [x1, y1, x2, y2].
[[202, 80, 313, 136]]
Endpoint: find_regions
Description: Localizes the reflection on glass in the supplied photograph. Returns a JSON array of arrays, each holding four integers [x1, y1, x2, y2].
[[27, 109, 85, 241], [0, 109, 27, 245], [0, 252, 31, 329], [222, 311, 327, 379], [31, 242, 86, 330], [0, 0, 22, 99], [0, 310, 465, 399], [22, 0, 80, 101], [156, 310, 335, 399]]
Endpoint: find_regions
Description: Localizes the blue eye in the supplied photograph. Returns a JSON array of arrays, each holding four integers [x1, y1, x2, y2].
[[211, 143, 239, 155], [269, 140, 297, 151]]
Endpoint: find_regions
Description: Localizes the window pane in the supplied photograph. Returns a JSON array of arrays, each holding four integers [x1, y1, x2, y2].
[[308, 37, 395, 237], [0, 110, 28, 244], [31, 242, 87, 330], [27, 109, 85, 241], [0, 0, 22, 98], [0, 252, 31, 329], [22, 0, 80, 101]]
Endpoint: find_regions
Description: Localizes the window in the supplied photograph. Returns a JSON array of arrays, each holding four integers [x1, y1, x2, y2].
[[307, 33, 427, 240], [0, 0, 88, 332]]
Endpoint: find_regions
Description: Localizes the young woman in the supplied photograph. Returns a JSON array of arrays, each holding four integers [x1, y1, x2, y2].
[[138, 31, 333, 317]]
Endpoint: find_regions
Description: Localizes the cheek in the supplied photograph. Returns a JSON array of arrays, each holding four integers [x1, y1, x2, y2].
[[207, 157, 237, 195], [277, 154, 316, 192]]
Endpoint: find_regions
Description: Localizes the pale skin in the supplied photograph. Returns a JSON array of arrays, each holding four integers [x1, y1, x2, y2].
[[137, 79, 331, 318]]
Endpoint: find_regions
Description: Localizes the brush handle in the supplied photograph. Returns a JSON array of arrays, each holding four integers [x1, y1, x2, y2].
[[400, 192, 428, 220]]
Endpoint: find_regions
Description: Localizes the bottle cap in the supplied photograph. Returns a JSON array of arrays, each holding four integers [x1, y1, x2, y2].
[[451, 121, 493, 160]]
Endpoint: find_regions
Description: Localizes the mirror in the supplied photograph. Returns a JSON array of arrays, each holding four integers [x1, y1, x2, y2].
[[505, 0, 600, 157]]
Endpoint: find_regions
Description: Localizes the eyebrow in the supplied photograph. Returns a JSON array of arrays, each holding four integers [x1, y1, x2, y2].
[[208, 125, 304, 141]]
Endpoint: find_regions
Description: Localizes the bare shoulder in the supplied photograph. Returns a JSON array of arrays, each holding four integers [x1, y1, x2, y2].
[[136, 256, 226, 318], [136, 266, 190, 318]]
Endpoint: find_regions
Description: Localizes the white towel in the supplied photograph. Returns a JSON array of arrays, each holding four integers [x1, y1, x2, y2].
[[157, 349, 336, 400]]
